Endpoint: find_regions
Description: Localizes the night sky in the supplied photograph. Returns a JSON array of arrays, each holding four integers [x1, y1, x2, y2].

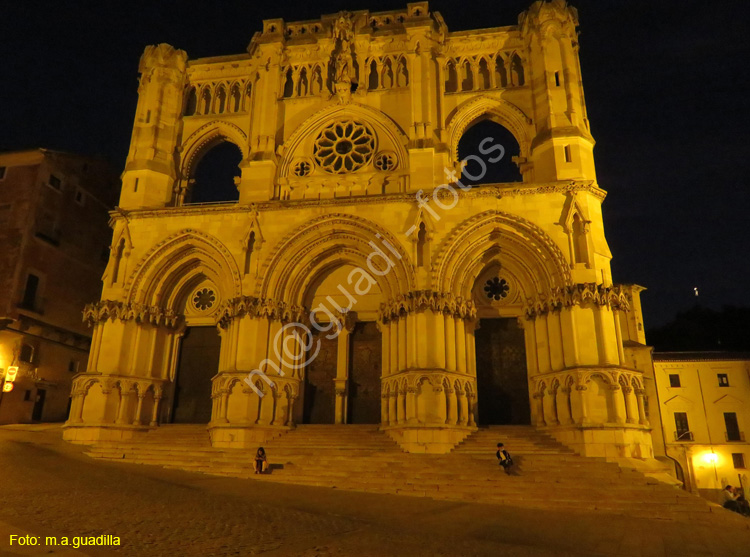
[[2, 0, 748, 328]]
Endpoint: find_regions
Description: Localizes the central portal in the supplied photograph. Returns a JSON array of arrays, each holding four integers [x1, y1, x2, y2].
[[475, 318, 530, 425], [348, 321, 382, 424], [172, 326, 220, 423]]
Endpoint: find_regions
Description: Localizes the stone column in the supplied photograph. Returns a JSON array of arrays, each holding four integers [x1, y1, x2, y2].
[[388, 392, 397, 426], [545, 388, 560, 426], [70, 390, 85, 423], [218, 389, 230, 424], [381, 393, 389, 424], [115, 390, 132, 425], [576, 385, 589, 425], [611, 384, 626, 425], [468, 392, 477, 427], [272, 390, 289, 426], [446, 387, 458, 426], [557, 387, 573, 425], [406, 386, 418, 425], [457, 388, 469, 426], [397, 387, 406, 424], [334, 320, 352, 424], [150, 390, 162, 426], [434, 385, 447, 425], [623, 386, 638, 424], [635, 388, 649, 426], [133, 393, 146, 426], [533, 392, 546, 426]]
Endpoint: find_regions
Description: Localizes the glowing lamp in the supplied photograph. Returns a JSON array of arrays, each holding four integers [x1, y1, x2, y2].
[[2, 382, 13, 392], [5, 366, 18, 382], [705, 452, 718, 464]]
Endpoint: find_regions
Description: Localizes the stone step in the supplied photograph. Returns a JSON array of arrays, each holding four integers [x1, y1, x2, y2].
[[83, 423, 725, 522]]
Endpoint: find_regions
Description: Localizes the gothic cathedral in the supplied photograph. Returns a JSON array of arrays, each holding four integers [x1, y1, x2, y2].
[[64, 1, 662, 463]]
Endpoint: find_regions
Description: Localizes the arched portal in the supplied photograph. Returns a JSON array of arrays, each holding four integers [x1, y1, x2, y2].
[[259, 214, 414, 425], [435, 211, 570, 426]]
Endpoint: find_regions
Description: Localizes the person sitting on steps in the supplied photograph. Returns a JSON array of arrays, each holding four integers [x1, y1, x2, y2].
[[254, 447, 268, 474], [496, 442, 514, 475]]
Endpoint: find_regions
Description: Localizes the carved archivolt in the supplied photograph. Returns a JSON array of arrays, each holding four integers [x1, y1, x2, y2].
[[432, 210, 571, 297], [379, 290, 476, 323], [258, 213, 415, 303], [179, 120, 248, 180], [83, 300, 181, 329], [126, 229, 241, 310], [524, 283, 631, 319]]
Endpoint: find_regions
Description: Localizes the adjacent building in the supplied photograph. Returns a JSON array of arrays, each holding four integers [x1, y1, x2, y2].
[[0, 149, 118, 424], [653, 352, 750, 501]]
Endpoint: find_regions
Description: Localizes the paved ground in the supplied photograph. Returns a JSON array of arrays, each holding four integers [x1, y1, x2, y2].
[[1, 425, 749, 557]]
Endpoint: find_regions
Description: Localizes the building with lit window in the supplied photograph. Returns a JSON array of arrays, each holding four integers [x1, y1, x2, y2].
[[0, 149, 117, 424], [653, 353, 750, 501]]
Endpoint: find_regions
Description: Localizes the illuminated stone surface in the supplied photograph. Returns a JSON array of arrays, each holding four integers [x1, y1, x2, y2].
[[3, 426, 750, 556], [65, 2, 659, 472]]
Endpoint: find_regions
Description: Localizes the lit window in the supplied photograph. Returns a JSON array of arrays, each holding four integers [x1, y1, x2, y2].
[[674, 412, 691, 441], [732, 453, 746, 469], [718, 373, 729, 387], [669, 374, 681, 388]]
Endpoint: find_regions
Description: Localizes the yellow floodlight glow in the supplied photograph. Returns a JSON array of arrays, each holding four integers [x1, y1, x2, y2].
[[704, 452, 718, 464]]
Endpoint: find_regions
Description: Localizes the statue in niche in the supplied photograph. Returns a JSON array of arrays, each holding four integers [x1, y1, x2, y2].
[[331, 11, 357, 102]]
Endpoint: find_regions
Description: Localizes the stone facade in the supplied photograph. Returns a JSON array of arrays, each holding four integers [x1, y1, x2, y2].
[[0, 149, 117, 424], [63, 2, 663, 462]]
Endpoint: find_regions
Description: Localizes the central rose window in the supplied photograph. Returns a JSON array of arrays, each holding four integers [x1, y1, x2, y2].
[[313, 120, 376, 173]]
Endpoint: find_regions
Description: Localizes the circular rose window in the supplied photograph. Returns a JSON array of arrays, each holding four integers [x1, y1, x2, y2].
[[193, 288, 216, 311], [313, 120, 376, 173]]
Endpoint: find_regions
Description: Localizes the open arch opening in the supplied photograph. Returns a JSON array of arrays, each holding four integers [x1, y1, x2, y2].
[[458, 119, 522, 185], [187, 141, 241, 204]]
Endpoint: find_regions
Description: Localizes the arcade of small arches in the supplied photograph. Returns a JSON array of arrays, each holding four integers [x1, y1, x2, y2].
[[444, 52, 526, 93], [184, 78, 256, 117]]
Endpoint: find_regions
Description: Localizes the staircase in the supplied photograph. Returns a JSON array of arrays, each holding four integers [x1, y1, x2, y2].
[[84, 424, 745, 523]]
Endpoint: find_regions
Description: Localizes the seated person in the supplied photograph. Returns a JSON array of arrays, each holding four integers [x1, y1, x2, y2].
[[496, 443, 514, 475], [254, 447, 268, 474], [722, 485, 740, 513]]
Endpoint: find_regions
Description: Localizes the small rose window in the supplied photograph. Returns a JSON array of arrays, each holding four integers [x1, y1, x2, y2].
[[484, 277, 509, 301], [193, 288, 216, 311]]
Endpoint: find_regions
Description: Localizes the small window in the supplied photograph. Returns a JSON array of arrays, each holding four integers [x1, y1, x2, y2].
[[24, 390, 32, 402], [669, 374, 681, 388], [554, 71, 561, 87], [733, 453, 746, 469], [563, 145, 572, 163], [21, 273, 40, 310], [134, 178, 139, 193], [674, 412, 691, 441], [718, 373, 729, 387], [48, 175, 62, 191], [74, 188, 85, 206], [20, 343, 34, 363], [0, 166, 6, 180], [725, 412, 741, 441], [68, 360, 79, 373]]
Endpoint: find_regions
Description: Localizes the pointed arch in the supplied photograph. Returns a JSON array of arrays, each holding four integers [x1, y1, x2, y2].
[[432, 210, 571, 299], [277, 103, 409, 179], [126, 229, 241, 313], [446, 95, 533, 162], [258, 213, 415, 305], [179, 120, 248, 182]]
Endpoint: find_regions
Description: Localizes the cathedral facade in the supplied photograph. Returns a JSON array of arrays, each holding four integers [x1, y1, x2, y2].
[[64, 1, 664, 461]]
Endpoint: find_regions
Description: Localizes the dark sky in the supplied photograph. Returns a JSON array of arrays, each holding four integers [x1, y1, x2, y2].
[[1, 0, 748, 327]]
